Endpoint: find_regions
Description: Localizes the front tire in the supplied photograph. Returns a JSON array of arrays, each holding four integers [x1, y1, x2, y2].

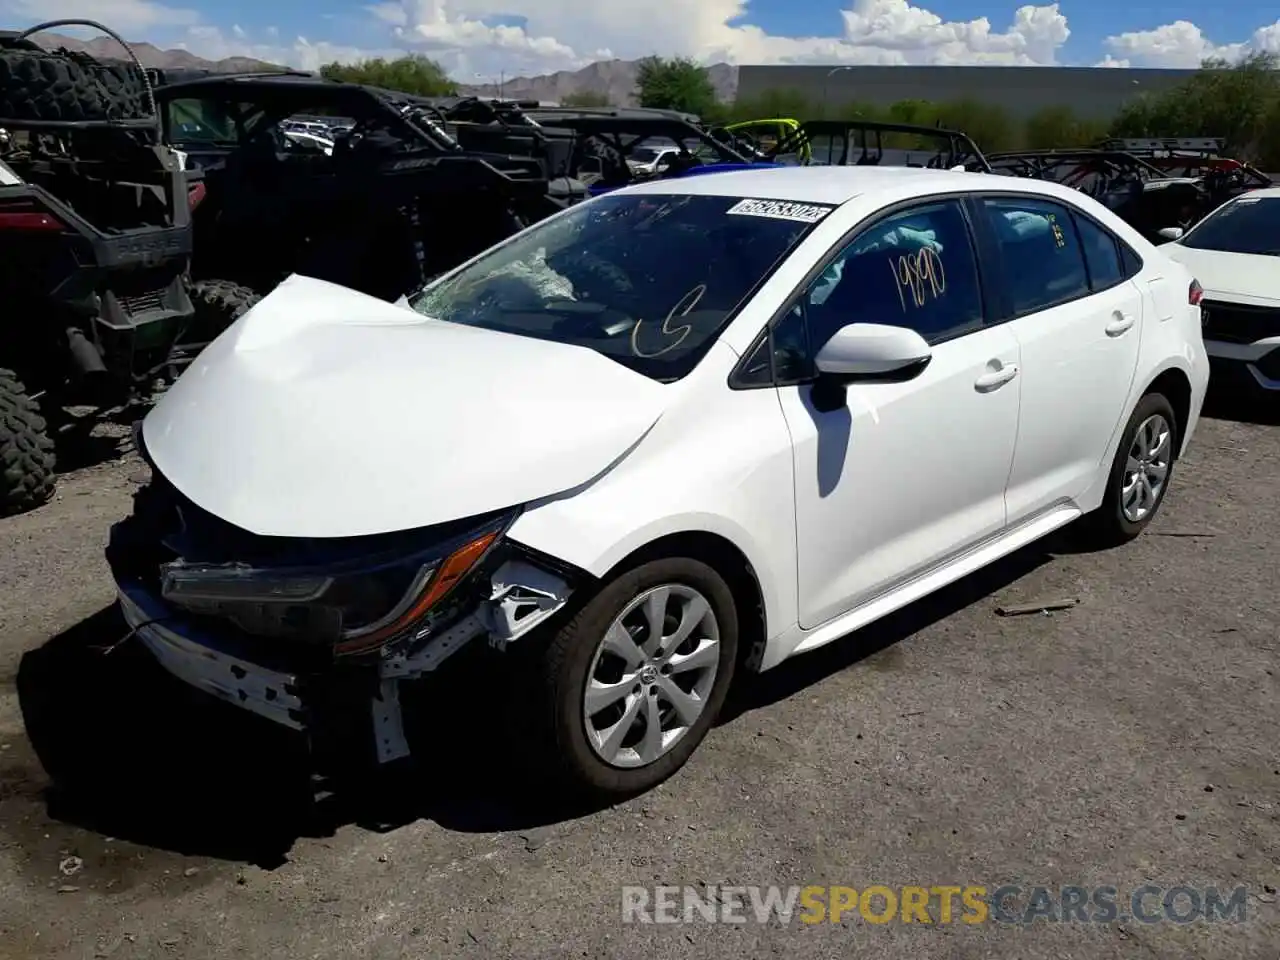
[[1078, 392, 1178, 547], [533, 557, 738, 800]]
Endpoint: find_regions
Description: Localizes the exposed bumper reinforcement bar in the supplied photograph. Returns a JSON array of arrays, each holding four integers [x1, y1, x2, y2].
[[114, 555, 576, 764], [117, 582, 305, 730]]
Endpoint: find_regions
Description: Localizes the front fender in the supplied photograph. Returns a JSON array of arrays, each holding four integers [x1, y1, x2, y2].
[[509, 507, 786, 630], [504, 357, 798, 642]]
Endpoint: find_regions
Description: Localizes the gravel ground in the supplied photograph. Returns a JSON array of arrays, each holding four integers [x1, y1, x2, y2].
[[0, 398, 1277, 960]]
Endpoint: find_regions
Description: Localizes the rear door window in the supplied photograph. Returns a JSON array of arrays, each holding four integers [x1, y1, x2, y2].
[[981, 197, 1090, 315]]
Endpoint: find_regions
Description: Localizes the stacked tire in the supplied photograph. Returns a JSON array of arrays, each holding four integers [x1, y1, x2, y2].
[[0, 369, 56, 518], [0, 46, 149, 122]]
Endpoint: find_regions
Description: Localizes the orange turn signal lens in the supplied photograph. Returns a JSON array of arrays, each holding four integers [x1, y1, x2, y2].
[[334, 530, 499, 656]]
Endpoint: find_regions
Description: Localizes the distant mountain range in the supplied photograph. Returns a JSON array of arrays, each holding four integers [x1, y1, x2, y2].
[[455, 61, 740, 105], [32, 33, 281, 74], [29, 32, 738, 105]]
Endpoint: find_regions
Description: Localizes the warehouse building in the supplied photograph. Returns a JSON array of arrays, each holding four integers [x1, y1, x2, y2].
[[735, 64, 1198, 119]]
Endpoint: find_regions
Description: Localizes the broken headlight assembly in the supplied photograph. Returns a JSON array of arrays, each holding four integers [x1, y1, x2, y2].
[[157, 512, 514, 656]]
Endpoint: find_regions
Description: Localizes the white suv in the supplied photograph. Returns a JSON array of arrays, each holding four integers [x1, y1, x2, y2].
[[108, 167, 1209, 798]]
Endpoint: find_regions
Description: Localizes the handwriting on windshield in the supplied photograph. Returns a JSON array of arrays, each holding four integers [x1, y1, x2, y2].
[[630, 284, 707, 359], [892, 247, 946, 311]]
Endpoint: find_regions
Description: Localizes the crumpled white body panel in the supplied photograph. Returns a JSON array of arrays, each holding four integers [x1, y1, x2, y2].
[[142, 275, 668, 538]]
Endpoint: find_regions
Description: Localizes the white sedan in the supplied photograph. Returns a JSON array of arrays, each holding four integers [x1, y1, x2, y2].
[[108, 167, 1209, 798], [1158, 187, 1280, 396]]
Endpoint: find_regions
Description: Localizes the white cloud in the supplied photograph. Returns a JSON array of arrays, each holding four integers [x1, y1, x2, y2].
[[1101, 18, 1280, 69], [6, 0, 1280, 86], [373, 0, 1073, 75], [178, 25, 399, 69], [0, 0, 198, 32]]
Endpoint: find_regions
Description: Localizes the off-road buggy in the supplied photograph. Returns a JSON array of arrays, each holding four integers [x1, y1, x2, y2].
[[751, 118, 994, 171], [0, 20, 254, 517], [1099, 137, 1274, 207], [421, 98, 758, 194], [712, 117, 810, 163], [980, 148, 1208, 243], [154, 75, 566, 302]]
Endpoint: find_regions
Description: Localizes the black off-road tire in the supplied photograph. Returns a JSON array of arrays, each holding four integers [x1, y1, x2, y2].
[[529, 556, 739, 801], [1077, 392, 1179, 548], [183, 280, 261, 347], [0, 369, 56, 517], [0, 47, 149, 123]]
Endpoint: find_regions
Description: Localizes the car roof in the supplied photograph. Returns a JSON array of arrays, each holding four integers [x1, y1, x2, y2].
[[1233, 186, 1280, 199], [615, 165, 1053, 206]]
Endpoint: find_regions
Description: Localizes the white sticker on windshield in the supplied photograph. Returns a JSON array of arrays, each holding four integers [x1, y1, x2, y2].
[[726, 198, 833, 223]]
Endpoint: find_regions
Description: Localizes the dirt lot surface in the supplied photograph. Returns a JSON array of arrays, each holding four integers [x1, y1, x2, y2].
[[0, 398, 1277, 960]]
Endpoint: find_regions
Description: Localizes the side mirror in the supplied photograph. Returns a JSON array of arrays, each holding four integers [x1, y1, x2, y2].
[[814, 323, 932, 381], [655, 157, 672, 171], [810, 323, 932, 412], [1157, 226, 1185, 242]]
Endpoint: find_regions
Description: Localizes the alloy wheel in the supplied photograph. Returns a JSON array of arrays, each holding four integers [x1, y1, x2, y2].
[[1121, 413, 1172, 523], [582, 583, 720, 769]]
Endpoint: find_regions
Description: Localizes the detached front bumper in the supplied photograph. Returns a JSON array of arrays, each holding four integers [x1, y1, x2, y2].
[[116, 579, 306, 730]]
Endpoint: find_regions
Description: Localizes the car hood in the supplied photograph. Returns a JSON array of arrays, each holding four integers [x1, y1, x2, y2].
[[1162, 245, 1280, 305], [142, 274, 668, 538]]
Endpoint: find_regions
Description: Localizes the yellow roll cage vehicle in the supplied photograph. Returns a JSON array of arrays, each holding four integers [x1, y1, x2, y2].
[[722, 117, 811, 164]]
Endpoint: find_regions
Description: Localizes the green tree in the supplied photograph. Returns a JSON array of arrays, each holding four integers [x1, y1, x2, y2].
[[561, 90, 611, 107], [1257, 96, 1280, 171], [319, 55, 456, 97], [1110, 51, 1280, 160], [728, 89, 817, 122], [635, 56, 718, 117], [833, 99, 882, 121], [1024, 104, 1108, 149], [934, 98, 1016, 152], [882, 98, 938, 127]]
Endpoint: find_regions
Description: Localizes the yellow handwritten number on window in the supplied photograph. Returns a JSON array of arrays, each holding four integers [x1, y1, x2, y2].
[[891, 247, 947, 311]]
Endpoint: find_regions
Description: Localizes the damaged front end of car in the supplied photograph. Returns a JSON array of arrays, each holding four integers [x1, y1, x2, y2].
[[105, 452, 581, 770]]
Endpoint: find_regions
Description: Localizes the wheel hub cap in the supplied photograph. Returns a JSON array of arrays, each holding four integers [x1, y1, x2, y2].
[[1121, 413, 1172, 523], [581, 583, 721, 770]]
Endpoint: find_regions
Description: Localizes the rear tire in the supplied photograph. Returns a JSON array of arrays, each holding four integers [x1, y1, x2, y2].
[[530, 557, 738, 800], [178, 280, 261, 352], [0, 369, 56, 517], [1077, 392, 1178, 547]]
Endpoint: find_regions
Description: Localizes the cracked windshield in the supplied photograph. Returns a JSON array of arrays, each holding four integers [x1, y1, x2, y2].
[[410, 194, 826, 380]]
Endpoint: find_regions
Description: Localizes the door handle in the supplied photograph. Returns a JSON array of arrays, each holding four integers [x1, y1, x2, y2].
[[974, 364, 1018, 391], [1105, 312, 1136, 336]]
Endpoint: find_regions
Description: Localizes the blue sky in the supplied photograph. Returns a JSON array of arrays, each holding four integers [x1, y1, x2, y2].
[[755, 1, 1263, 59], [2, 0, 1277, 78]]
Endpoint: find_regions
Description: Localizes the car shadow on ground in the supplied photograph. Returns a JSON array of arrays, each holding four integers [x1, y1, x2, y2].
[[49, 404, 149, 473], [12, 540, 1058, 869], [720, 543, 1053, 721], [1200, 382, 1280, 427]]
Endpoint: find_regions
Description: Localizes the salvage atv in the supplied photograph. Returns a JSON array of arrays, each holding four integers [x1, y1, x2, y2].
[[0, 19, 256, 516], [155, 74, 560, 302], [984, 147, 1212, 242]]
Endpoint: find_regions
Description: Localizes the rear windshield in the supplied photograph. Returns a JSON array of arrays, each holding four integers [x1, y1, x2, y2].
[[410, 193, 832, 381], [1180, 195, 1280, 255]]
